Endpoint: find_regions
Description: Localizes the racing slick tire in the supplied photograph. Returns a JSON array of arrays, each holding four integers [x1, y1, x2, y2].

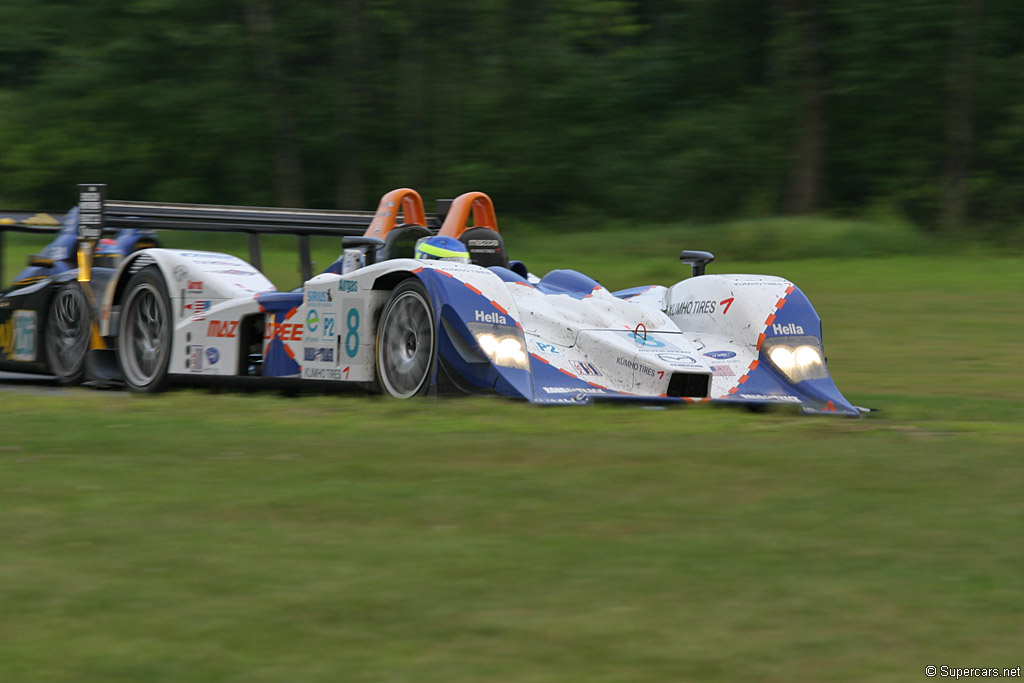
[[117, 266, 172, 393], [44, 282, 91, 385], [375, 278, 436, 398]]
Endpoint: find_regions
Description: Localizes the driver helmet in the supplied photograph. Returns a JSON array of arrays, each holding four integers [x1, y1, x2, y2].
[[414, 235, 470, 263], [93, 238, 123, 268]]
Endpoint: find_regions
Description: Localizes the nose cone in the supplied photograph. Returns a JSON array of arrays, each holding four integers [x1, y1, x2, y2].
[[792, 377, 860, 416]]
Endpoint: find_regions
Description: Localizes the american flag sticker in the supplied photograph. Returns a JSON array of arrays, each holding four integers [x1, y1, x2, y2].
[[711, 365, 735, 377], [570, 361, 601, 376]]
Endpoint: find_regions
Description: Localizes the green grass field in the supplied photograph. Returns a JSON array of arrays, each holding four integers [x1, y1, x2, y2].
[[2, 223, 1023, 681]]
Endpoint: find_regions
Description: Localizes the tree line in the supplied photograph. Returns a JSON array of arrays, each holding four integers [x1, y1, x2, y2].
[[1, 0, 1021, 236]]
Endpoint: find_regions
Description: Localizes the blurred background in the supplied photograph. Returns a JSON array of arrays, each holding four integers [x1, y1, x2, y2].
[[1, 0, 1022, 244]]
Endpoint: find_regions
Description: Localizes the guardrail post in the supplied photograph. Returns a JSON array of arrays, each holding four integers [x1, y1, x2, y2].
[[247, 233, 262, 271], [298, 234, 312, 283]]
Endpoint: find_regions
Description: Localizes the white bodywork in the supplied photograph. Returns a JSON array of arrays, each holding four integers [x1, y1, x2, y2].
[[99, 247, 846, 411]]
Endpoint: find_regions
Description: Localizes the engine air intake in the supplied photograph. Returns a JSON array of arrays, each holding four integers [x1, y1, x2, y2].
[[667, 372, 711, 398]]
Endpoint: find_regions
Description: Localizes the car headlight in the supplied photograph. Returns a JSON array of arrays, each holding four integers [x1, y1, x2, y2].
[[468, 322, 529, 370], [762, 336, 829, 383]]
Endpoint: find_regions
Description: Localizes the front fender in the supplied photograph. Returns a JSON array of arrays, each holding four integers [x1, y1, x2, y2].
[[410, 262, 533, 399]]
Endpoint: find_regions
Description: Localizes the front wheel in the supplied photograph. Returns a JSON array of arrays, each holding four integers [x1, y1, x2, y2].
[[117, 266, 172, 392], [375, 279, 436, 398], [45, 282, 91, 385]]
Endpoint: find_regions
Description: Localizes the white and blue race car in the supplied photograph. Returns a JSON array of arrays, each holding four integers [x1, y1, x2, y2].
[[2, 186, 862, 416]]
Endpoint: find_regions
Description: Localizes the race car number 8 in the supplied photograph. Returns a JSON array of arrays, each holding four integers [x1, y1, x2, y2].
[[345, 307, 359, 358]]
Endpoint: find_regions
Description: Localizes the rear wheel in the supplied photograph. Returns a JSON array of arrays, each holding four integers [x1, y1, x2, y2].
[[45, 282, 91, 385], [375, 279, 436, 398], [117, 266, 172, 392]]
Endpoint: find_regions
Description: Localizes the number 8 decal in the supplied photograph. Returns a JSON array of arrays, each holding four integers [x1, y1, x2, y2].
[[345, 307, 359, 358]]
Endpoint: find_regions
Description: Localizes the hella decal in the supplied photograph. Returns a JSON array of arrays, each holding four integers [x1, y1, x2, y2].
[[771, 323, 805, 335], [475, 310, 507, 325]]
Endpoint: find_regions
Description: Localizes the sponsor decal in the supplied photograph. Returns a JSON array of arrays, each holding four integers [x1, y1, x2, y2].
[[306, 308, 320, 333], [468, 239, 500, 247], [173, 265, 189, 282], [739, 393, 802, 403], [344, 307, 360, 358], [207, 320, 239, 338], [339, 279, 358, 293], [533, 342, 563, 356], [303, 366, 346, 380], [0, 311, 37, 361], [711, 365, 735, 377], [322, 312, 336, 340], [185, 300, 211, 316], [190, 345, 204, 372], [570, 360, 601, 376], [307, 289, 332, 303], [667, 299, 716, 316], [542, 387, 607, 395], [303, 346, 335, 363], [13, 310, 36, 361], [617, 356, 656, 377], [187, 280, 203, 292], [534, 397, 588, 404], [658, 352, 698, 365], [771, 323, 804, 335], [265, 321, 304, 342], [627, 332, 665, 348], [475, 310, 507, 325], [704, 350, 736, 360], [213, 269, 259, 277], [206, 347, 220, 365]]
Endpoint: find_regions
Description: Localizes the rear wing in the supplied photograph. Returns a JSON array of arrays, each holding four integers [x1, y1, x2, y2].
[[0, 211, 66, 286], [1, 186, 451, 285]]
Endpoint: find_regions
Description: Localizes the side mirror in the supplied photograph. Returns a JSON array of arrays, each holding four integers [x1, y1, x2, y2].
[[342, 236, 385, 266], [679, 250, 715, 278]]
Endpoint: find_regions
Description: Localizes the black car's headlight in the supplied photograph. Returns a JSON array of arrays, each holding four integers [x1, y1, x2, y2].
[[762, 335, 829, 383]]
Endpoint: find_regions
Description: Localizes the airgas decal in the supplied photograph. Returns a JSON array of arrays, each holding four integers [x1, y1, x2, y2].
[[0, 310, 37, 361]]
